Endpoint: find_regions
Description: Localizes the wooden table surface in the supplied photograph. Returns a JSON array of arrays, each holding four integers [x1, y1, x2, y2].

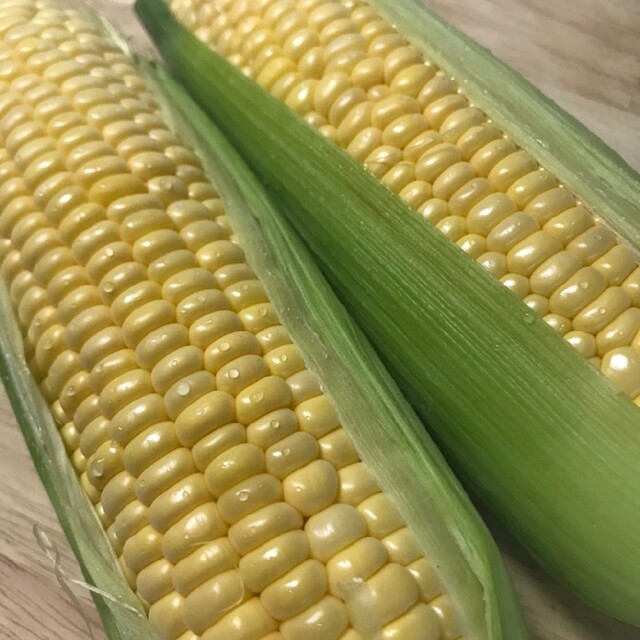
[[1, 1, 639, 639]]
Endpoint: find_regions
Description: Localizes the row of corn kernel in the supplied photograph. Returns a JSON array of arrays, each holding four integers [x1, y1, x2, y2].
[[172, 0, 640, 401]]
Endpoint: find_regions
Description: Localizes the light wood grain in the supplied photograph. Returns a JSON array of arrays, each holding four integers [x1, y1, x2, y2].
[[0, 392, 106, 640], [1, 1, 639, 639]]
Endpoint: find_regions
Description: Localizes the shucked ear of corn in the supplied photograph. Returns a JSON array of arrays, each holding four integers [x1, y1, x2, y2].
[[0, 1, 529, 639], [137, 0, 640, 627]]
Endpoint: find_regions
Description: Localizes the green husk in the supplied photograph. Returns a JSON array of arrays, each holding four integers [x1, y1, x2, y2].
[[0, 284, 153, 640], [136, 0, 640, 626], [141, 59, 529, 640]]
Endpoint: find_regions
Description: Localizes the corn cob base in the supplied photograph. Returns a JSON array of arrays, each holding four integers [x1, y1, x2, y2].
[[170, 0, 640, 402], [0, 1, 463, 638]]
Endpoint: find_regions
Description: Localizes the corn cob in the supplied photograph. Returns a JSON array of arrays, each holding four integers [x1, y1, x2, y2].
[[0, 1, 529, 639], [167, 0, 640, 399], [136, 0, 640, 627]]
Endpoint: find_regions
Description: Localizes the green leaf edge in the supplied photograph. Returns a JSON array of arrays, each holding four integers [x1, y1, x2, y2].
[[135, 0, 640, 626], [138, 57, 529, 640], [0, 282, 153, 640], [368, 0, 640, 250]]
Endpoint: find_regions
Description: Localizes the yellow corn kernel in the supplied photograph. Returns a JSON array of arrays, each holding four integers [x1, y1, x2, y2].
[[283, 459, 339, 515], [229, 502, 304, 555], [597, 308, 640, 356], [239, 529, 310, 592], [327, 536, 388, 596], [260, 558, 327, 620], [382, 603, 441, 639], [279, 595, 348, 640]]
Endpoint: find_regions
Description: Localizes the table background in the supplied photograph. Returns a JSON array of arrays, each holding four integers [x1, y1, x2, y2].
[[1, 1, 639, 639]]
